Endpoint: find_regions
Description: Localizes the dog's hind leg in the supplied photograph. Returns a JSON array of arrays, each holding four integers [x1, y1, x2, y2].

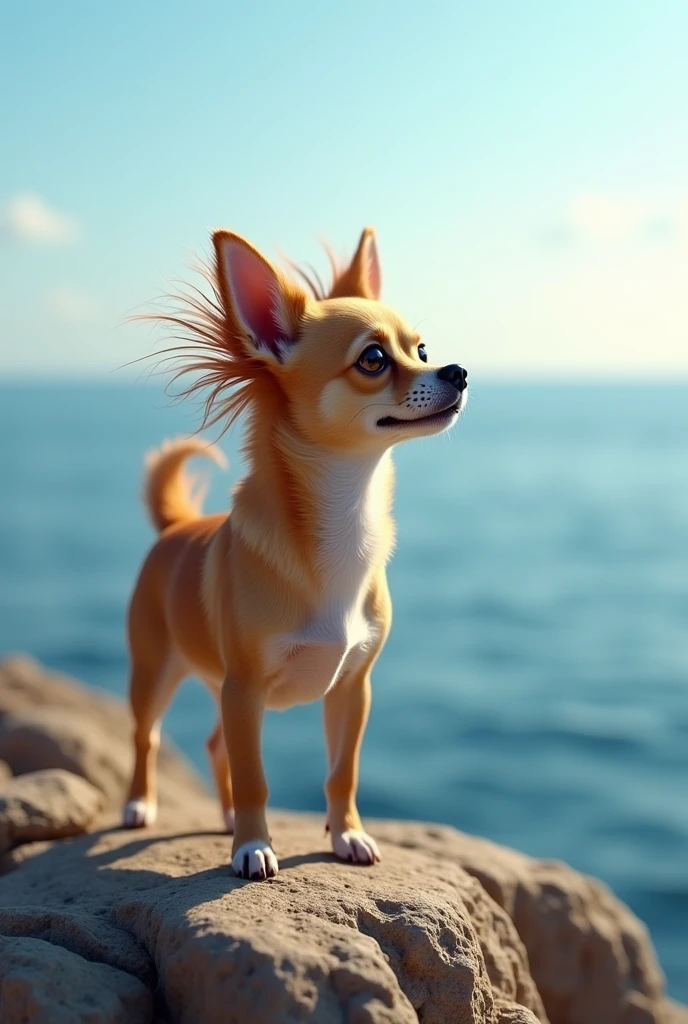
[[206, 717, 235, 834], [123, 637, 186, 829]]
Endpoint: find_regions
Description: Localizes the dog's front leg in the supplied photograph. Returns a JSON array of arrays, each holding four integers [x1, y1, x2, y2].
[[221, 676, 276, 879], [323, 667, 381, 865]]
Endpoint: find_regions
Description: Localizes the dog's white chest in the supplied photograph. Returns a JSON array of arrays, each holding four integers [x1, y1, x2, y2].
[[266, 606, 371, 710], [265, 452, 389, 711]]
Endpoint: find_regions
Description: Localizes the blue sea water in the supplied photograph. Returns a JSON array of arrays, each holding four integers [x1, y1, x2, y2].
[[0, 380, 686, 998]]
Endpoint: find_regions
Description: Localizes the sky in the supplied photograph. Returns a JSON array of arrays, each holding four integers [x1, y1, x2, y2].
[[1, 0, 686, 380]]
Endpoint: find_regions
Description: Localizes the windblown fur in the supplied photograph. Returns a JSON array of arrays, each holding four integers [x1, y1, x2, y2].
[[136, 227, 380, 438]]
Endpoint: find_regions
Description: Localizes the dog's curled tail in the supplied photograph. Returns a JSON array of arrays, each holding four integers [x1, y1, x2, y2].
[[143, 437, 227, 533]]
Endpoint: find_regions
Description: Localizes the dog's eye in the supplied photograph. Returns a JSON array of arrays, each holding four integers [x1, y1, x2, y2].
[[418, 344, 428, 363], [356, 345, 388, 375]]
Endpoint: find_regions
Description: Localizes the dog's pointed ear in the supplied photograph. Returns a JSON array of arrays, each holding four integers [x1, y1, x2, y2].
[[213, 231, 308, 362], [328, 226, 381, 300]]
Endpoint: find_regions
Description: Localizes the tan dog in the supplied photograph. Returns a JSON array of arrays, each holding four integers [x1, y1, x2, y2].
[[124, 227, 468, 879]]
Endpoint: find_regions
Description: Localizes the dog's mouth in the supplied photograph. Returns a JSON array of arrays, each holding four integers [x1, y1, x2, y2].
[[376, 401, 460, 429]]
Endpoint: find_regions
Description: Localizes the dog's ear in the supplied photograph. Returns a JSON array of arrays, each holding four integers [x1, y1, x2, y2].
[[328, 226, 381, 301], [213, 231, 308, 363]]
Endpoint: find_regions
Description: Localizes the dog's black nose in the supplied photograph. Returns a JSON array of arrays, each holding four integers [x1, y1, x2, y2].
[[437, 364, 468, 392]]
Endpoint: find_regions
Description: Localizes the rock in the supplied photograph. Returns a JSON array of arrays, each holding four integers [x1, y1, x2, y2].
[[665, 1003, 688, 1024], [0, 654, 685, 1024], [2, 811, 545, 1024], [368, 822, 669, 1024], [0, 769, 103, 852], [0, 934, 152, 1023], [0, 654, 214, 822], [0, 706, 141, 809], [0, 906, 154, 986], [0, 653, 123, 719]]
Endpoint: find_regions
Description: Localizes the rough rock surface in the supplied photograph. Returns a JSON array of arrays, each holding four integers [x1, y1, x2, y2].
[[370, 821, 680, 1024], [0, 768, 103, 852], [0, 934, 152, 1024], [2, 815, 546, 1024], [0, 654, 685, 1024]]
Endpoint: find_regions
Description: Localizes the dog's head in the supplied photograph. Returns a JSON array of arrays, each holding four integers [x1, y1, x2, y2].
[[212, 229, 467, 452]]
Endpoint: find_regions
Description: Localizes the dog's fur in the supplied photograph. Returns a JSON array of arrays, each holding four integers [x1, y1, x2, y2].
[[124, 227, 467, 878]]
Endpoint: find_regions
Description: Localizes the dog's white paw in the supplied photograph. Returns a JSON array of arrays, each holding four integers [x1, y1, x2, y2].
[[223, 808, 235, 835], [231, 840, 278, 880], [331, 829, 381, 865], [122, 799, 157, 828]]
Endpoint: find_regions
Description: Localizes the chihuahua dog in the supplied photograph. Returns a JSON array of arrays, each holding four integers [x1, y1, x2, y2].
[[124, 226, 467, 879]]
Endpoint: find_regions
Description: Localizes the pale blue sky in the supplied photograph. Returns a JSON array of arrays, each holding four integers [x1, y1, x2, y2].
[[1, 1, 686, 378]]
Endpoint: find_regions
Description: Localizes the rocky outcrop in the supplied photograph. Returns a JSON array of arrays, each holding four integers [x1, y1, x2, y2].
[[0, 810, 546, 1024], [0, 654, 685, 1024], [370, 821, 675, 1024], [0, 935, 152, 1024], [0, 768, 103, 852]]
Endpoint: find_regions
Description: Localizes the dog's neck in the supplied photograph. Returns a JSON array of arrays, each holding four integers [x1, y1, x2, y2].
[[308, 445, 393, 595], [233, 418, 394, 591]]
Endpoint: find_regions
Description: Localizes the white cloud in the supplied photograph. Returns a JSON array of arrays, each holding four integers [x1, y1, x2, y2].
[[45, 286, 101, 323], [0, 193, 80, 244], [546, 193, 688, 245]]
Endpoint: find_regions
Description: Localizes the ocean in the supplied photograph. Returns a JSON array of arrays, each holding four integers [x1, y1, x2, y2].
[[1, 380, 686, 999]]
